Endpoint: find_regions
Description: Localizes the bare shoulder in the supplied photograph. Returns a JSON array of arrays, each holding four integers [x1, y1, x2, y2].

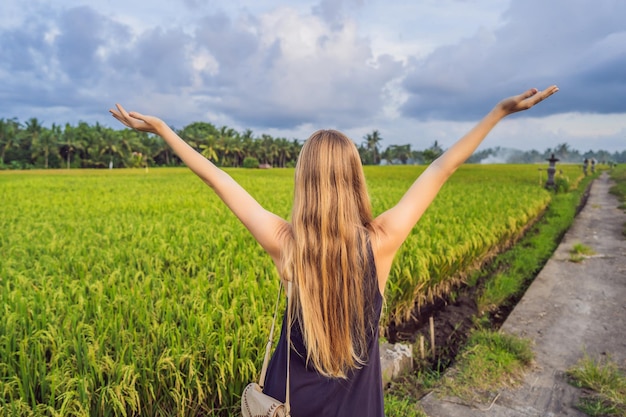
[[270, 222, 293, 271], [368, 224, 395, 295]]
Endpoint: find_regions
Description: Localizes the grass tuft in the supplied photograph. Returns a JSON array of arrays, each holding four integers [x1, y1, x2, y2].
[[567, 355, 626, 417], [439, 330, 533, 404], [609, 164, 626, 236], [385, 370, 441, 417], [569, 242, 596, 263], [383, 394, 428, 417]]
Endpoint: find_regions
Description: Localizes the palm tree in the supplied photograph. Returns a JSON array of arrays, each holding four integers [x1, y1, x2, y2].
[[78, 122, 101, 167], [60, 123, 86, 169], [259, 134, 278, 166], [241, 129, 256, 162], [554, 143, 572, 161], [222, 131, 243, 167], [123, 130, 150, 167], [179, 122, 220, 163], [32, 123, 61, 168], [362, 130, 382, 165], [422, 140, 443, 164], [24, 118, 44, 166], [216, 126, 240, 166], [0, 118, 20, 165], [199, 134, 219, 163], [152, 135, 175, 166], [99, 127, 126, 168], [380, 146, 392, 164], [275, 138, 291, 168], [389, 144, 412, 164]]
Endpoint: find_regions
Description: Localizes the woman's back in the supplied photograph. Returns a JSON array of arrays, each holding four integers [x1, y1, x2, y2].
[[263, 242, 384, 417]]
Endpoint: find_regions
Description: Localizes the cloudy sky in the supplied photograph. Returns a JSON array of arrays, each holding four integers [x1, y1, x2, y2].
[[1, 0, 625, 152]]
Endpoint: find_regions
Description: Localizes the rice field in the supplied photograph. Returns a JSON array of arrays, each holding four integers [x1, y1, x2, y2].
[[0, 164, 583, 416]]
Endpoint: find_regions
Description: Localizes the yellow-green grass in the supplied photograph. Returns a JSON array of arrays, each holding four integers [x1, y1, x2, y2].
[[439, 330, 534, 405], [569, 242, 596, 263], [568, 354, 626, 417], [609, 164, 626, 236], [0, 164, 582, 416]]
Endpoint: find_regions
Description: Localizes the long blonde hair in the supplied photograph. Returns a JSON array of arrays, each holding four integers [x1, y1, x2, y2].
[[280, 129, 377, 378]]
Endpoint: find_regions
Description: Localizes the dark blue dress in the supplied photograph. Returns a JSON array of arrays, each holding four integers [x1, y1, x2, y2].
[[263, 248, 384, 417]]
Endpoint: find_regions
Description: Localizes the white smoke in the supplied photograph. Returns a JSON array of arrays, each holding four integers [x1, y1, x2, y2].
[[479, 148, 519, 164]]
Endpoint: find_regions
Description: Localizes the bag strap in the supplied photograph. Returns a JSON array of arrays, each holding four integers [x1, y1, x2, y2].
[[257, 281, 292, 416], [285, 281, 292, 416], [258, 282, 283, 387]]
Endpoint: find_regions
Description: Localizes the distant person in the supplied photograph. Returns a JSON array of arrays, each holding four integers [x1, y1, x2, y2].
[[583, 158, 589, 176], [110, 85, 558, 417], [591, 158, 596, 174]]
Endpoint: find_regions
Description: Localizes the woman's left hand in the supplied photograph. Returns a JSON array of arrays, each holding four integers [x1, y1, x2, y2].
[[498, 85, 559, 116]]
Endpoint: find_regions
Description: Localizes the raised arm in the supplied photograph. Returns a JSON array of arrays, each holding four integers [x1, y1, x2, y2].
[[109, 104, 288, 264], [371, 86, 559, 290]]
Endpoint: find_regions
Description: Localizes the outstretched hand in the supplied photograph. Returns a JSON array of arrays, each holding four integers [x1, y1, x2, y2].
[[109, 104, 164, 135], [498, 85, 559, 116]]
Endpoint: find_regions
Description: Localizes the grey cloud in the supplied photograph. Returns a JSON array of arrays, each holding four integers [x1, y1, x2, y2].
[[0, 13, 64, 118], [215, 52, 403, 129], [127, 28, 191, 92], [194, 12, 261, 77], [0, 4, 198, 122], [0, 2, 404, 130], [0, 20, 52, 73], [188, 11, 403, 129], [214, 53, 403, 129], [1, 7, 123, 100], [401, 0, 626, 121], [56, 7, 108, 81], [312, 0, 364, 30], [183, 0, 203, 9]]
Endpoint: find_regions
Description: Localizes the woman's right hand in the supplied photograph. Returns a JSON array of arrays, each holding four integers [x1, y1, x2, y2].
[[109, 104, 165, 135]]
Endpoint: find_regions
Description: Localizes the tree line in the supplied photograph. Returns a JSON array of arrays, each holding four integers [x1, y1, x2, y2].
[[466, 143, 626, 164], [1, 117, 624, 170], [0, 118, 303, 170]]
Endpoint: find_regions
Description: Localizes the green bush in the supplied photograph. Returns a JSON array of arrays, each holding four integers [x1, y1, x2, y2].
[[243, 157, 260, 168], [554, 175, 571, 193]]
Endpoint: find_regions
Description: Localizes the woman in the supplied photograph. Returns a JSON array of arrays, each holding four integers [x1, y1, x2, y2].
[[110, 85, 558, 416]]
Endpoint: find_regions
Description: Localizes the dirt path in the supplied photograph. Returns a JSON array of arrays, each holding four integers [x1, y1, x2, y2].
[[420, 172, 626, 417]]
